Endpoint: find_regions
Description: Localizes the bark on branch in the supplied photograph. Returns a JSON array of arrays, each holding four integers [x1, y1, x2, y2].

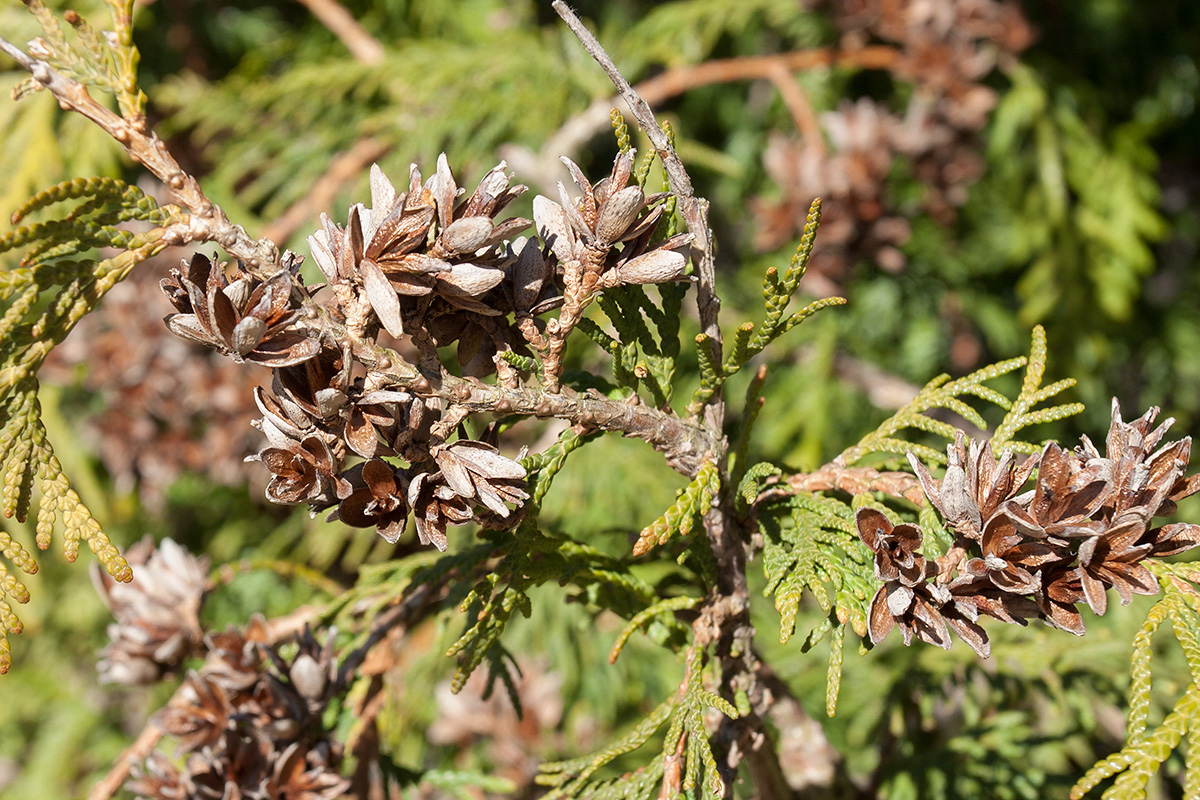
[[0, 36, 280, 276]]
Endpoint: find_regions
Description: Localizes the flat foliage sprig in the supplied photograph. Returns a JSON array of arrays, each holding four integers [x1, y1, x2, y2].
[[0, 177, 188, 672], [758, 490, 874, 715], [836, 324, 1083, 466], [1071, 562, 1200, 799], [688, 198, 847, 414], [13, 0, 146, 123], [538, 647, 737, 800]]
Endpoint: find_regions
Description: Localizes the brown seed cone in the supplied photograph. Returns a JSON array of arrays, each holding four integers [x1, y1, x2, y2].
[[161, 253, 319, 367], [431, 439, 529, 518], [251, 433, 352, 507], [533, 150, 689, 291], [92, 536, 209, 686], [407, 469, 474, 551], [309, 158, 530, 344], [856, 507, 931, 587], [907, 432, 1039, 541], [328, 459, 410, 544], [131, 620, 348, 800]]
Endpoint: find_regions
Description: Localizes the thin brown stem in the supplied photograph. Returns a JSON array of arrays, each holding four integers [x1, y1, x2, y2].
[[86, 724, 162, 800], [760, 464, 927, 507], [764, 61, 823, 150], [0, 37, 279, 276], [551, 1, 723, 430], [310, 303, 719, 477]]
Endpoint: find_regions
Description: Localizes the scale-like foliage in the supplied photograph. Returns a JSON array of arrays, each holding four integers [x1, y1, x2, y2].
[[11, 0, 145, 121], [760, 491, 874, 714], [538, 648, 736, 799], [631, 460, 719, 556], [1072, 563, 1200, 799], [2, 2, 1199, 798], [837, 325, 1082, 465], [0, 177, 184, 672], [689, 199, 846, 414]]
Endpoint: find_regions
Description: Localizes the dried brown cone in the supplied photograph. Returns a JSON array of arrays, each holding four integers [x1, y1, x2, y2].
[[754, 101, 910, 283], [534, 151, 679, 273], [857, 507, 993, 656], [327, 458, 410, 544], [1035, 562, 1088, 635], [533, 150, 690, 390], [907, 403, 1200, 640], [265, 741, 350, 800], [261, 626, 339, 716], [856, 507, 930, 587], [1084, 400, 1200, 521], [343, 385, 434, 461], [308, 158, 529, 345], [308, 164, 440, 339], [91, 536, 210, 686], [908, 431, 1039, 542], [161, 252, 319, 367], [41, 261, 267, 508], [959, 514, 1056, 596], [248, 432, 352, 508], [1075, 524, 1157, 617], [268, 349, 353, 430], [156, 671, 235, 755], [258, 351, 428, 463], [126, 751, 188, 800], [407, 469, 474, 552], [200, 617, 269, 693], [133, 622, 349, 800], [996, 441, 1110, 545], [431, 439, 529, 518], [754, 0, 1033, 288]]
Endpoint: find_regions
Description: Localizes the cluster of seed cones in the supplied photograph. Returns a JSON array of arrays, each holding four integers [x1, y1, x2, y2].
[[754, 0, 1033, 290], [159, 153, 689, 548], [125, 619, 348, 800], [859, 402, 1200, 657]]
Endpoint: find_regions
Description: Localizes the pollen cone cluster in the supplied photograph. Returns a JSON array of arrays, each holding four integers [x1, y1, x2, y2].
[[860, 401, 1200, 657]]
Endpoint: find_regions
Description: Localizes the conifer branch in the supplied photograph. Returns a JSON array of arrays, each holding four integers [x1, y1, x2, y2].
[[304, 305, 718, 477], [552, 0, 722, 429], [833, 326, 1082, 467], [0, 35, 279, 275], [1073, 563, 1200, 798]]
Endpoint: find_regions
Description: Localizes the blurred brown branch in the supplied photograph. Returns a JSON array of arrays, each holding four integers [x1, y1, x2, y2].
[[502, 45, 900, 194], [295, 0, 385, 65]]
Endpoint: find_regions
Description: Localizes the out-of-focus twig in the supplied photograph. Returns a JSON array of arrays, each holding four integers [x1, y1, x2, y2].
[[764, 61, 823, 151], [502, 45, 900, 194], [261, 138, 391, 246], [294, 0, 385, 65], [87, 724, 162, 800]]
